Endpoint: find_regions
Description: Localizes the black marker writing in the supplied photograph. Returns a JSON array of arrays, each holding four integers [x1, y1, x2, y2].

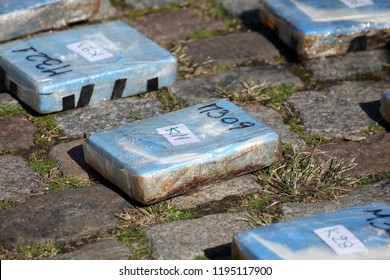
[[198, 103, 255, 130], [365, 208, 390, 235], [12, 47, 72, 77]]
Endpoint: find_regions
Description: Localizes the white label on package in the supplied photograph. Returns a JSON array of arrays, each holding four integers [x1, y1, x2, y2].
[[314, 225, 368, 255], [339, 0, 374, 8], [66, 40, 113, 62], [156, 124, 201, 146]]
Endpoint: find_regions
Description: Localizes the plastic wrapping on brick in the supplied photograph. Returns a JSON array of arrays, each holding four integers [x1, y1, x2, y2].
[[380, 90, 390, 124], [0, 0, 100, 43], [83, 99, 280, 205], [232, 203, 390, 259], [259, 0, 390, 59], [0, 20, 177, 114]]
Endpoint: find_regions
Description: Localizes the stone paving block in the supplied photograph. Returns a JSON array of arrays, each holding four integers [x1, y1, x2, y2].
[[171, 174, 260, 211], [282, 180, 390, 220], [125, 0, 185, 10], [0, 21, 176, 114], [90, 0, 117, 21], [49, 139, 95, 181], [185, 32, 280, 66], [380, 90, 390, 124], [0, 115, 37, 151], [259, 0, 390, 59], [145, 212, 252, 259], [287, 81, 390, 138], [0, 92, 18, 107], [169, 66, 303, 106], [216, 0, 261, 28], [305, 49, 390, 81], [0, 155, 40, 202], [84, 99, 280, 205], [0, 0, 100, 42], [55, 97, 163, 138], [126, 9, 225, 43], [0, 184, 131, 249], [243, 104, 306, 149], [318, 132, 390, 177], [50, 239, 130, 260], [233, 203, 390, 259]]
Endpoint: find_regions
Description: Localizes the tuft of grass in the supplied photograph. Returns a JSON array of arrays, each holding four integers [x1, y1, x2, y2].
[[31, 114, 62, 146], [242, 211, 282, 228], [240, 147, 360, 227], [17, 243, 60, 259], [194, 255, 209, 260], [117, 202, 197, 230], [0, 104, 26, 118], [1, 146, 20, 155], [218, 81, 297, 108], [361, 124, 386, 136], [274, 56, 287, 64], [257, 147, 360, 203], [188, 29, 219, 41], [112, 0, 182, 20], [0, 243, 61, 260], [246, 193, 275, 212], [171, 43, 214, 79], [207, 2, 226, 19], [48, 175, 93, 192], [357, 171, 390, 186], [157, 89, 186, 113], [28, 149, 57, 177], [114, 229, 151, 260], [0, 200, 17, 210], [239, 192, 282, 227], [211, 64, 234, 74]]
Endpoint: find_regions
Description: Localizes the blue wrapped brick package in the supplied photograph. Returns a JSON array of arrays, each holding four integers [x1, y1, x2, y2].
[[83, 99, 280, 205], [0, 20, 177, 114], [232, 203, 390, 259], [0, 0, 100, 42], [380, 90, 390, 124], [259, 0, 390, 59]]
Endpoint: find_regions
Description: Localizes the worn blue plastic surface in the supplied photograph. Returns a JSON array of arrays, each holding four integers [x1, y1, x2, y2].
[[380, 90, 390, 124], [259, 0, 390, 59], [233, 203, 390, 259], [0, 0, 100, 42], [83, 99, 280, 204], [0, 0, 60, 14], [0, 20, 177, 113]]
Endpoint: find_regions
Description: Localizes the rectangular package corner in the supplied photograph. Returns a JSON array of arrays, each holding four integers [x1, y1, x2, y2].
[[380, 90, 390, 124], [0, 20, 177, 114], [259, 0, 390, 59], [83, 99, 280, 205], [0, 0, 100, 42], [232, 203, 390, 259]]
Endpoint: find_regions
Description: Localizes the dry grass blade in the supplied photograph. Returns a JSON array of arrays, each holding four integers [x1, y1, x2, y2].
[[117, 202, 197, 230], [257, 147, 360, 202], [172, 44, 215, 79]]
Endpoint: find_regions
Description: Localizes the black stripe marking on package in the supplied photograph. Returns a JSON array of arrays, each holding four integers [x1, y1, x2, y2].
[[63, 95, 75, 111], [111, 79, 127, 100], [0, 66, 5, 83], [147, 77, 159, 92], [9, 81, 17, 95], [77, 84, 94, 107]]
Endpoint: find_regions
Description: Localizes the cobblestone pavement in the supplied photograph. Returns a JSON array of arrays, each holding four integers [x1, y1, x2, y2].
[[0, 0, 389, 260]]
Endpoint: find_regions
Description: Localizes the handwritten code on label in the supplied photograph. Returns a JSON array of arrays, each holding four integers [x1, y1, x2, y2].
[[66, 40, 113, 62], [339, 0, 374, 8], [314, 225, 368, 255], [156, 124, 200, 146]]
